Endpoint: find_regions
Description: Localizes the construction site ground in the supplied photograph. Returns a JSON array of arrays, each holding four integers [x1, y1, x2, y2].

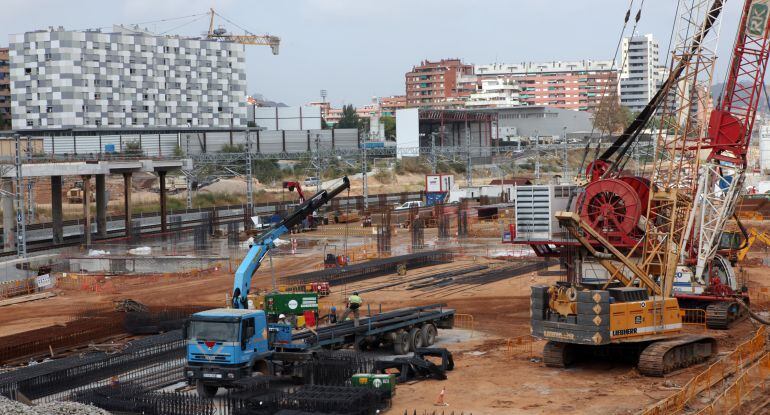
[[2, 226, 770, 414]]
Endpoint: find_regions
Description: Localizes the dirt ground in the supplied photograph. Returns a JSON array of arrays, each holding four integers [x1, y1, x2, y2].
[[1, 227, 769, 414]]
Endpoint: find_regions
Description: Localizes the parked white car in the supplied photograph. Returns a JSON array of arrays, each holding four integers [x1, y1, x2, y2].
[[395, 201, 424, 211], [303, 177, 321, 187]]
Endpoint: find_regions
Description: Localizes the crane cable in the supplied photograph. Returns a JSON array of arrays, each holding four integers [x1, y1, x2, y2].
[[571, 0, 641, 211]]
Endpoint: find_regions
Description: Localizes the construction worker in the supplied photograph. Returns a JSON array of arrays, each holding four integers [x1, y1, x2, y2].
[[341, 291, 363, 327], [277, 314, 290, 326], [329, 306, 338, 324]]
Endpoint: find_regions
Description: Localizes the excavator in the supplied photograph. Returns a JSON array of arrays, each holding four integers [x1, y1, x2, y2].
[[531, 0, 770, 374], [734, 228, 770, 262]]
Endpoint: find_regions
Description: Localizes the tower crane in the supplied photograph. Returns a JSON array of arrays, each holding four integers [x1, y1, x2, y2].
[[207, 8, 280, 55], [530, 0, 770, 375]]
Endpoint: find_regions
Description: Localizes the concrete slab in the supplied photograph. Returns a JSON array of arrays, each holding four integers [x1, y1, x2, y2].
[[1, 159, 191, 178]]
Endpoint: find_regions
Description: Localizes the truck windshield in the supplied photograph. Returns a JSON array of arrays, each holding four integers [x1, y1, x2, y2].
[[188, 320, 239, 342]]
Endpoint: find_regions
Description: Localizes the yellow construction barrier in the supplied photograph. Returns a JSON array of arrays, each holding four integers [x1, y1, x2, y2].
[[695, 352, 770, 414], [507, 335, 535, 359], [640, 325, 767, 415], [680, 308, 707, 331], [454, 313, 475, 337]]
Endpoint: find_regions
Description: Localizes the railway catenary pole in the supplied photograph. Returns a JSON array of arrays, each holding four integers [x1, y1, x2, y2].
[[14, 134, 26, 258], [315, 134, 322, 194], [465, 120, 471, 186], [361, 143, 368, 209], [431, 131, 437, 174], [535, 129, 541, 181], [25, 135, 34, 222], [245, 129, 254, 221]]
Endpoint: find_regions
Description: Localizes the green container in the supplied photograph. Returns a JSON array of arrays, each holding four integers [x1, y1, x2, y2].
[[351, 373, 396, 395], [351, 373, 372, 387], [372, 374, 396, 394], [264, 292, 318, 315]]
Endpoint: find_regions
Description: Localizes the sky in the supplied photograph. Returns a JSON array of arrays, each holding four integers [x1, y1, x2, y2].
[[0, 0, 746, 107]]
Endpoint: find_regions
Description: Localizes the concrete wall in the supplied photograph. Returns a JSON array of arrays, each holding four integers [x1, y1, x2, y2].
[[494, 107, 592, 138], [395, 108, 419, 158], [19, 128, 359, 156], [250, 106, 322, 131]]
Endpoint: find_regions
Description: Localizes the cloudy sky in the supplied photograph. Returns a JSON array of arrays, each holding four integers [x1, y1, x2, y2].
[[0, 0, 745, 107]]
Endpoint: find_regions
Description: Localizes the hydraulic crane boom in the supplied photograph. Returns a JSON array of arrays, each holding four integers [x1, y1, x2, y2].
[[232, 177, 350, 308]]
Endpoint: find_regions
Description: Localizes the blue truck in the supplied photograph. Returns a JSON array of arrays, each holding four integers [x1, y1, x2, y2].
[[183, 176, 455, 396]]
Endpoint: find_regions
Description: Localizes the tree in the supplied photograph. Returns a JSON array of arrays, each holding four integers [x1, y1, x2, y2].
[[336, 104, 359, 129], [381, 115, 396, 140], [592, 94, 631, 135]]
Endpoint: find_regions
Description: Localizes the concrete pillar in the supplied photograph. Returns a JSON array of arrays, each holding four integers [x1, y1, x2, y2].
[[123, 172, 132, 238], [95, 174, 107, 238], [51, 176, 63, 244], [2, 179, 14, 250], [159, 171, 167, 233], [82, 175, 91, 247]]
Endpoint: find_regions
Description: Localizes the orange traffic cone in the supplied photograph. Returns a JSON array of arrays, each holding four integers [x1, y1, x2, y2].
[[434, 386, 448, 406]]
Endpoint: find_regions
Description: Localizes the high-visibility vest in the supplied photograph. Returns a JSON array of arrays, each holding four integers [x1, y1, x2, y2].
[[348, 295, 362, 305]]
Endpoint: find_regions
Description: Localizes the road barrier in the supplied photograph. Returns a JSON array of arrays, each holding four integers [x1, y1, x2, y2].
[[453, 313, 475, 337], [640, 325, 767, 415], [694, 351, 770, 414], [507, 335, 535, 359], [680, 308, 707, 331]]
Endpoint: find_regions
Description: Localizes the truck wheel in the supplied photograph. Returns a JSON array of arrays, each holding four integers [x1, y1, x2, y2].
[[393, 330, 410, 355], [421, 324, 437, 346], [196, 382, 218, 398], [409, 327, 424, 351]]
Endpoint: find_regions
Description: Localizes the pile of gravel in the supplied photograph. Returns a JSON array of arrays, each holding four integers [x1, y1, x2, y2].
[[34, 401, 111, 415], [0, 396, 36, 415], [0, 396, 111, 415]]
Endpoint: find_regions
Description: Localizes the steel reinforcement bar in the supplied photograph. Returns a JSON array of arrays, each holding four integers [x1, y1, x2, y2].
[[286, 250, 454, 286], [0, 330, 184, 400], [0, 313, 125, 364]]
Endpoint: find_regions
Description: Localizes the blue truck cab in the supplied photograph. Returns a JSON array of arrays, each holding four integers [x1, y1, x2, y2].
[[184, 308, 273, 396]]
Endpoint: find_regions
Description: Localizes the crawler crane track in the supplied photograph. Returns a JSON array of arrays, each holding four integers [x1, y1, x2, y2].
[[705, 301, 747, 330], [637, 335, 717, 377]]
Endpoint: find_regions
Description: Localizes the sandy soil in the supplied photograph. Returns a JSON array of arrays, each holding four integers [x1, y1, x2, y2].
[[1, 227, 768, 414]]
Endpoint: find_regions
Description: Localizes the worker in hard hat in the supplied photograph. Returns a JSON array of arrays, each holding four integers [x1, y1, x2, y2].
[[329, 305, 338, 324], [277, 313, 290, 326], [341, 291, 363, 327]]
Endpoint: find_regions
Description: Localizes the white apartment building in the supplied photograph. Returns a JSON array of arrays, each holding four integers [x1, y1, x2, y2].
[[619, 34, 666, 112], [9, 25, 248, 130], [474, 60, 617, 111], [465, 77, 521, 108]]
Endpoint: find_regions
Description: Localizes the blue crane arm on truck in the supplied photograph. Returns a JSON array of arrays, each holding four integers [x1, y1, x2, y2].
[[231, 176, 351, 309], [186, 177, 349, 397]]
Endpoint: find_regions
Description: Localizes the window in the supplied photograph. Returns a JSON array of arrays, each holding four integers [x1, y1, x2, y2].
[[44, 53, 52, 61], [217, 106, 222, 112], [94, 93, 101, 99], [24, 68, 32, 75], [129, 68, 136, 75], [26, 120, 33, 127], [46, 106, 52, 113], [142, 105, 149, 111]]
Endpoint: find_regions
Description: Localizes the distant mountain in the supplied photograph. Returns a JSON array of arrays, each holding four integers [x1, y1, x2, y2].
[[249, 93, 288, 107], [711, 82, 770, 112]]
